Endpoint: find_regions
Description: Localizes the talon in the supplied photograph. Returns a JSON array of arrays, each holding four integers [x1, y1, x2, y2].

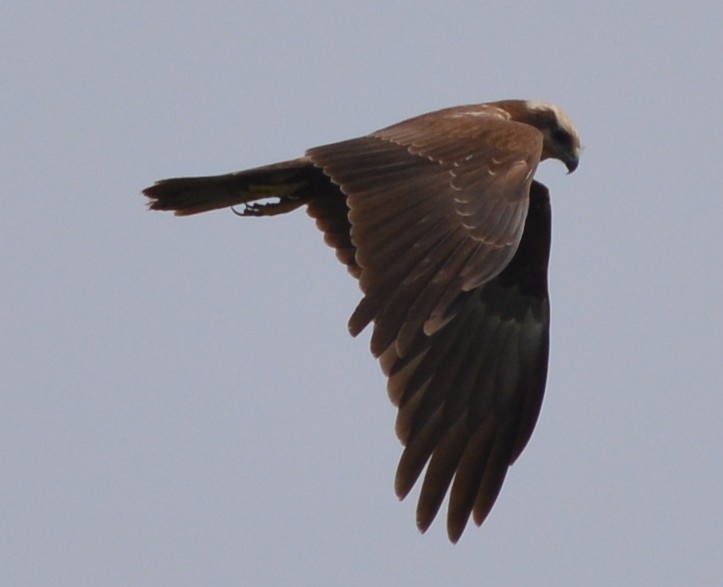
[[229, 196, 309, 218], [231, 203, 264, 216]]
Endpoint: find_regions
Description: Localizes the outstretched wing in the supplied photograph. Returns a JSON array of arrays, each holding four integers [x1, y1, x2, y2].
[[307, 106, 543, 359], [378, 181, 551, 541]]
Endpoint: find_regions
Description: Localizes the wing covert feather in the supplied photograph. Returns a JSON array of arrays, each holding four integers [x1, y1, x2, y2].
[[307, 111, 543, 356]]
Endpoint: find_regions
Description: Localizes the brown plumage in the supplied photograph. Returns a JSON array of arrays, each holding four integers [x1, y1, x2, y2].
[[143, 100, 581, 542]]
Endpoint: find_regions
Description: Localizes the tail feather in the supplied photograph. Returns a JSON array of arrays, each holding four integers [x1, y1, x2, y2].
[[142, 158, 318, 216]]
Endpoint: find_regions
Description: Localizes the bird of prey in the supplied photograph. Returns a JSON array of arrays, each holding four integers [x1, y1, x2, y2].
[[143, 100, 581, 542]]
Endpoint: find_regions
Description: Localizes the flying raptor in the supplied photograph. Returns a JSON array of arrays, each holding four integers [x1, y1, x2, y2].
[[143, 100, 581, 542]]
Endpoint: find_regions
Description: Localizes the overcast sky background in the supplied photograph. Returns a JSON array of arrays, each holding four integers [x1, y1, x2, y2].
[[3, 1, 723, 585]]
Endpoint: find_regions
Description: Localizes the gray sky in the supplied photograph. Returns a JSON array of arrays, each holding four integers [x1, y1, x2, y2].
[[3, 1, 723, 585]]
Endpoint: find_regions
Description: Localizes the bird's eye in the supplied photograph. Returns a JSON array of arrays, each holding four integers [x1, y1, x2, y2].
[[551, 128, 572, 146]]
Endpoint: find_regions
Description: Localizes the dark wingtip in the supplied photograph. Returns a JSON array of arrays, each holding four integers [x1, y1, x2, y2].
[[447, 523, 464, 544]]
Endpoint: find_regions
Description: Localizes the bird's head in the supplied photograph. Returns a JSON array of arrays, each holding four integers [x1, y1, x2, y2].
[[499, 100, 581, 173]]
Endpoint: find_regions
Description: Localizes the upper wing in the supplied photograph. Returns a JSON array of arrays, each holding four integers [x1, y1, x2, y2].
[[306, 106, 543, 358], [381, 181, 552, 541]]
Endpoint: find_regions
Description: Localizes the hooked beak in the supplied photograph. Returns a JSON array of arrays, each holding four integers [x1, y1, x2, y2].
[[564, 148, 580, 174]]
